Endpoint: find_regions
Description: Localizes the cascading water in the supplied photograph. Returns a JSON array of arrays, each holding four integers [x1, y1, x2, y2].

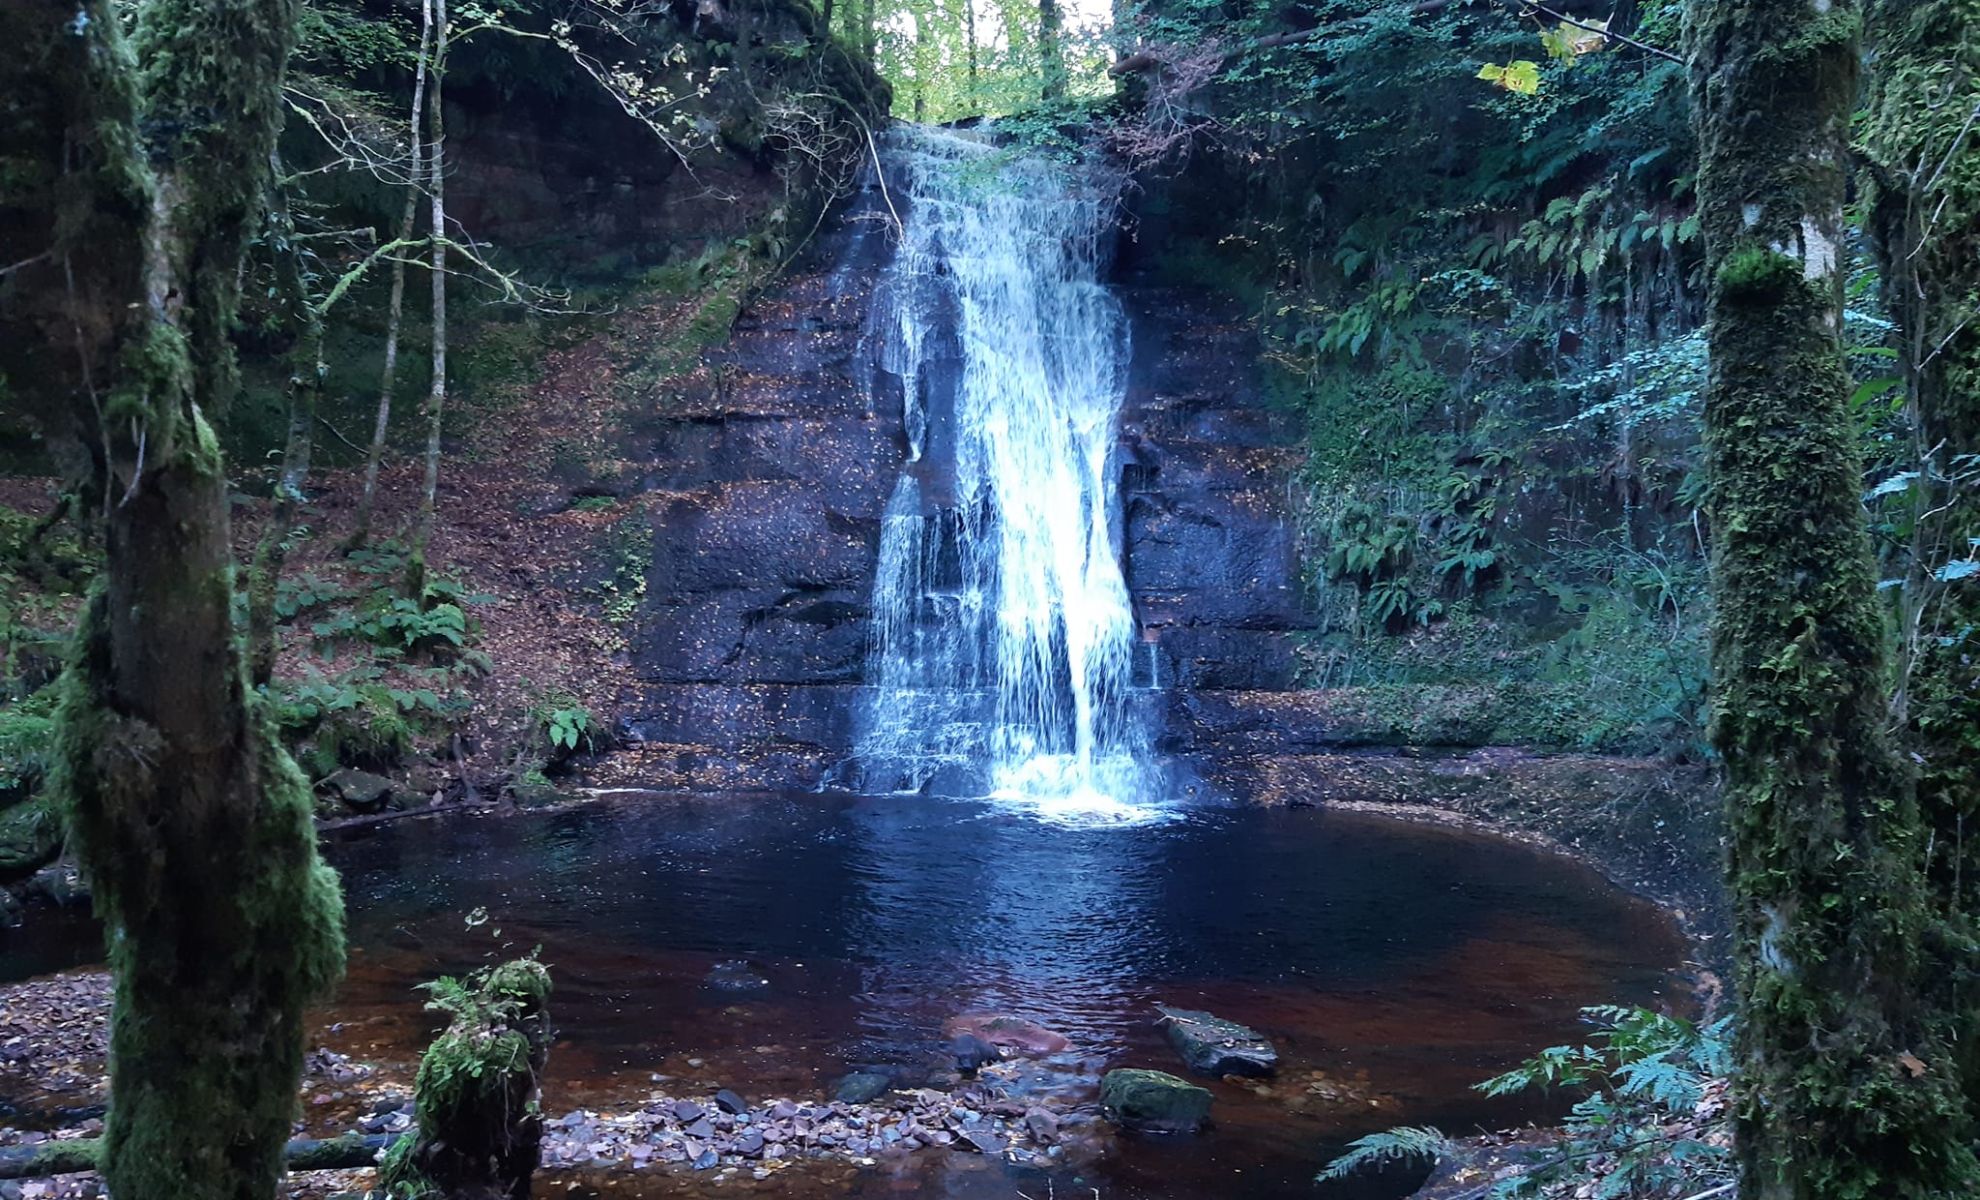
[[835, 126, 1159, 823]]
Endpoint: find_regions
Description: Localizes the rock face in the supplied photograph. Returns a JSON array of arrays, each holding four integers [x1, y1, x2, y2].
[[1099, 1068, 1213, 1134], [1157, 1005, 1279, 1078], [623, 170, 1327, 792]]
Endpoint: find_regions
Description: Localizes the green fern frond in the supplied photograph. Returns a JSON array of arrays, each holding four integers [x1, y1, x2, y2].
[[1317, 1126, 1451, 1182]]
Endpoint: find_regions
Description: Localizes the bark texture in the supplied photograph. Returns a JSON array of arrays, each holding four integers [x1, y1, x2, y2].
[[0, 1, 346, 1197], [1862, 0, 1980, 1119], [1687, 0, 1975, 1195]]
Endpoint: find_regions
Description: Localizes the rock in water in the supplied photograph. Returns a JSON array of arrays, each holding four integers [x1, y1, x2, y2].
[[1156, 1005, 1279, 1077], [950, 1033, 1000, 1073], [705, 960, 771, 996], [321, 769, 397, 813], [834, 1072, 891, 1104], [1099, 1069, 1212, 1134], [713, 1088, 749, 1116]]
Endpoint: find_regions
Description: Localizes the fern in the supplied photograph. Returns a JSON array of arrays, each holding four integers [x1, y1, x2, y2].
[[1317, 1126, 1451, 1182]]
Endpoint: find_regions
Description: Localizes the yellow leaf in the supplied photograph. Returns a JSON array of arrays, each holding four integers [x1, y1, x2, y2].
[[1500, 60, 1542, 95]]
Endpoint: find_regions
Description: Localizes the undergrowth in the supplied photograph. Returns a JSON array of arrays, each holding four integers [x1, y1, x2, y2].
[[1321, 1005, 1733, 1197]]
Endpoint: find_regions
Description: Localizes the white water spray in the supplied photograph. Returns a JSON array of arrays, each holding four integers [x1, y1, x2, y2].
[[840, 126, 1157, 824]]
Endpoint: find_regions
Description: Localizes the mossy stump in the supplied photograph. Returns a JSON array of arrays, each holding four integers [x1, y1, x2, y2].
[[382, 959, 553, 1200]]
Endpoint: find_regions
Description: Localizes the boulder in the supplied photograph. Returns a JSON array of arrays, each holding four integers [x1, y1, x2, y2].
[[1100, 1069, 1212, 1134], [0, 798, 61, 884], [943, 1014, 1071, 1057], [950, 1033, 1000, 1074], [321, 769, 397, 813], [1157, 1005, 1278, 1078], [833, 1072, 891, 1105]]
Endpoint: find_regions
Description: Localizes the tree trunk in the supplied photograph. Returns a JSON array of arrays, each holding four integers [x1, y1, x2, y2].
[[963, 0, 978, 91], [0, 1133, 394, 1181], [247, 158, 326, 688], [1038, 0, 1066, 101], [409, 0, 448, 597], [1, 1, 347, 1199], [1863, 0, 1980, 1123], [350, 0, 436, 553], [1685, 0, 1976, 1195]]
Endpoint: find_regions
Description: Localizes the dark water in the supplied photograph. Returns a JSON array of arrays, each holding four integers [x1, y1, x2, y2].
[[0, 793, 1690, 1198]]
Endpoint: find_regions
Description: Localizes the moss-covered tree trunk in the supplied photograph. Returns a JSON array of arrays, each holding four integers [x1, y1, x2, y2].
[[0, 0, 346, 1197], [1686, 1, 1976, 1195], [1862, 0, 1980, 1119], [247, 161, 328, 688], [1038, 0, 1066, 101]]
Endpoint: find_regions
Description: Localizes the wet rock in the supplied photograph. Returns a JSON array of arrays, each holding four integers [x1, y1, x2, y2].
[[672, 1100, 706, 1122], [321, 769, 397, 813], [0, 799, 61, 884], [944, 1014, 1072, 1057], [713, 1088, 749, 1115], [692, 1148, 720, 1170], [704, 960, 771, 996], [950, 1033, 1001, 1074], [1157, 1005, 1278, 1078], [771, 1099, 799, 1120], [834, 1071, 891, 1104], [734, 1130, 765, 1157], [21, 862, 88, 908], [956, 1121, 1006, 1155], [1025, 1108, 1059, 1143], [1100, 1068, 1212, 1134], [684, 1117, 716, 1139]]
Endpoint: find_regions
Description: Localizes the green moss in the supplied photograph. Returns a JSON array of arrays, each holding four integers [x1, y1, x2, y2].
[[1716, 247, 1801, 304], [57, 591, 346, 1200], [382, 958, 552, 1200], [1690, 0, 1978, 1192]]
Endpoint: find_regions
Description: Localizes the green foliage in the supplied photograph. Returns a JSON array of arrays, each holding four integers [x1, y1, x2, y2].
[[381, 956, 552, 1200], [267, 546, 487, 776], [304, 546, 489, 657], [1317, 1126, 1452, 1183], [543, 706, 593, 753], [0, 687, 58, 802], [1322, 1006, 1732, 1196], [589, 511, 652, 629]]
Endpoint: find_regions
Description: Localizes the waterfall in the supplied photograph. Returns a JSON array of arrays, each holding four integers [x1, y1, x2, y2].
[[836, 126, 1158, 823]]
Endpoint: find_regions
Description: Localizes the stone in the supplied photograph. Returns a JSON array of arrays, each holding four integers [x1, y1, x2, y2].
[[692, 1149, 720, 1170], [1024, 1108, 1059, 1143], [734, 1131, 764, 1157], [956, 1122, 1005, 1155], [950, 1033, 1000, 1073], [1156, 1005, 1279, 1077], [943, 1014, 1071, 1057], [672, 1100, 705, 1122], [1099, 1069, 1212, 1134], [684, 1118, 716, 1140], [834, 1071, 891, 1104], [0, 799, 60, 884], [321, 769, 398, 813], [713, 1088, 749, 1115], [704, 960, 771, 996], [771, 1100, 799, 1120]]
